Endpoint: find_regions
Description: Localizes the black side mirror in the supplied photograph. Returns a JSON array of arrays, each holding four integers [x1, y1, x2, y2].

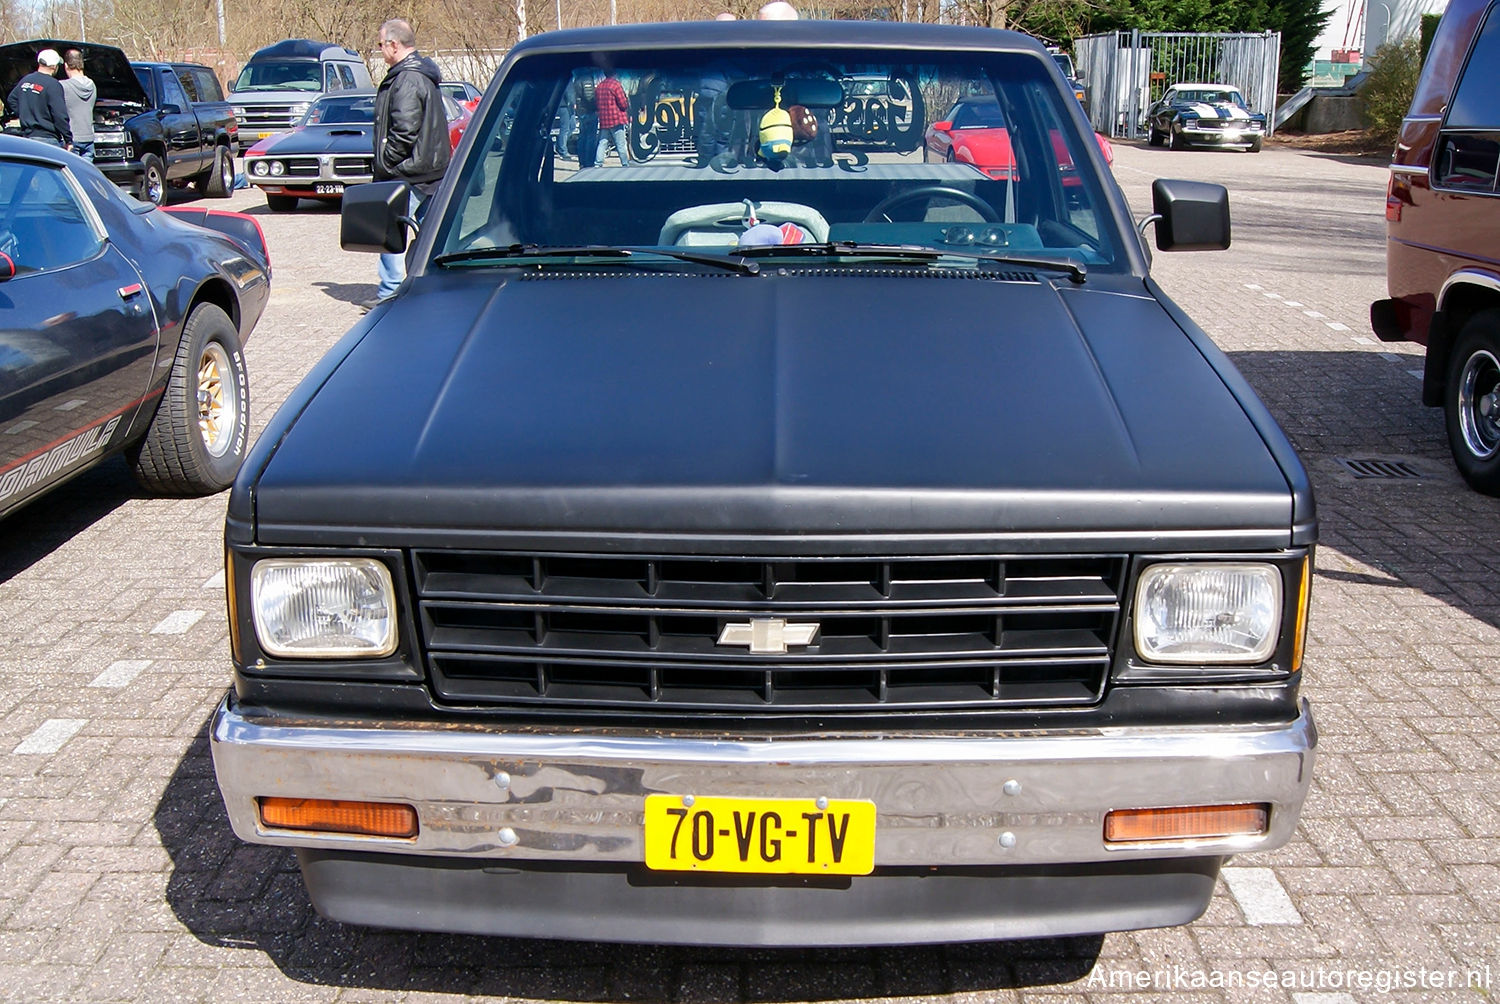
[[157, 104, 182, 116], [341, 180, 412, 253], [1149, 178, 1230, 251]]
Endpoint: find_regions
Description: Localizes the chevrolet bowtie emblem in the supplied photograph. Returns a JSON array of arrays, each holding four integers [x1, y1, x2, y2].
[[717, 618, 819, 655]]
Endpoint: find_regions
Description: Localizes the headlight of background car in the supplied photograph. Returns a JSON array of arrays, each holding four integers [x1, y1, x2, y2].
[[231, 105, 247, 118], [251, 558, 397, 658], [289, 102, 311, 120], [251, 160, 269, 176], [269, 161, 286, 176], [1133, 563, 1282, 664]]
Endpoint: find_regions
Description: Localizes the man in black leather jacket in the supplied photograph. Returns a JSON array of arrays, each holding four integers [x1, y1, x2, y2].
[[371, 18, 450, 303]]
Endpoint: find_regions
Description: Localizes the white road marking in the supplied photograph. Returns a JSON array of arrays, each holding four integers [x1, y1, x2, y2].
[[1353, 336, 1375, 345], [89, 660, 153, 688], [53, 399, 87, 411], [1244, 283, 1262, 290], [14, 719, 87, 755], [1327, 322, 1351, 332], [1293, 995, 1357, 1004], [1283, 300, 1304, 307], [202, 570, 226, 590], [1379, 352, 1405, 363], [1303, 310, 1326, 318], [151, 610, 205, 635], [1408, 369, 1424, 379], [1263, 291, 1284, 299], [4, 420, 37, 435], [1222, 866, 1303, 925]]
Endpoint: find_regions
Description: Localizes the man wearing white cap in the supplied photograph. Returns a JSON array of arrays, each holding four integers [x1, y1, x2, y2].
[[5, 49, 71, 148]]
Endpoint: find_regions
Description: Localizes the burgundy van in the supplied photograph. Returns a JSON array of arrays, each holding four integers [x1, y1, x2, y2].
[[1372, 0, 1500, 494]]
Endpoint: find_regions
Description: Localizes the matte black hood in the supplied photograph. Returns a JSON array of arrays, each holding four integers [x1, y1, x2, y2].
[[0, 40, 148, 107], [250, 271, 1299, 543]]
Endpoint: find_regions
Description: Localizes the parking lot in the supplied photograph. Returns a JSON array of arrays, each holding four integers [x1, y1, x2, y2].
[[0, 139, 1496, 1003]]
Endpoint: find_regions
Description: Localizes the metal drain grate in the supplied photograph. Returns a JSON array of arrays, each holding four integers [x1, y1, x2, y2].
[[1335, 458, 1425, 480]]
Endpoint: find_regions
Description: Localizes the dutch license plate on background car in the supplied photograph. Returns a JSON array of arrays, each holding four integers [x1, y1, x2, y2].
[[643, 794, 876, 875], [315, 183, 344, 195]]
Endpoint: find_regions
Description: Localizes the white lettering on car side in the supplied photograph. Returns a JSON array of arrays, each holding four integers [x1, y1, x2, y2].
[[0, 415, 122, 501]]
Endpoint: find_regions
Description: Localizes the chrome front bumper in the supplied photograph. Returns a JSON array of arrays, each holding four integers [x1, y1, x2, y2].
[[1182, 125, 1263, 144], [211, 697, 1316, 868]]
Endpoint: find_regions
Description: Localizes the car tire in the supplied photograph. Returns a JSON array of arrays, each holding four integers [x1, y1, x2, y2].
[[265, 194, 299, 212], [1169, 128, 1186, 151], [127, 303, 249, 496], [1148, 126, 1164, 147], [1444, 312, 1500, 496], [201, 145, 233, 198], [139, 153, 168, 206], [1248, 136, 1263, 153]]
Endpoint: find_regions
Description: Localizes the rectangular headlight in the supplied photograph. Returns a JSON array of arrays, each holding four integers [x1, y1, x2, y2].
[[251, 558, 397, 658], [1133, 563, 1282, 664]]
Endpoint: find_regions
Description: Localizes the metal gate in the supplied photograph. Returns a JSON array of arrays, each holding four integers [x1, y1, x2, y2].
[[1072, 31, 1281, 139]]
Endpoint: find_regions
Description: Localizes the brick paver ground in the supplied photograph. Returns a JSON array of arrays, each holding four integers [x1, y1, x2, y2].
[[0, 141, 1495, 1002]]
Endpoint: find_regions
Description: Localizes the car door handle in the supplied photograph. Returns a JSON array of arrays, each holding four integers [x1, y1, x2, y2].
[[118, 283, 143, 300]]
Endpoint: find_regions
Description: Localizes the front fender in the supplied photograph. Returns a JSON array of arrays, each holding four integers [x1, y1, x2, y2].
[[125, 111, 166, 149]]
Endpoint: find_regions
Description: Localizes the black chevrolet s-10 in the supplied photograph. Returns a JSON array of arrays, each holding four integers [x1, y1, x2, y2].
[[210, 20, 1317, 946]]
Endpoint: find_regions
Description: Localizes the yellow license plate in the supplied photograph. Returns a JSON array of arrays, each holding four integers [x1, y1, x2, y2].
[[256, 131, 272, 139], [643, 794, 875, 875]]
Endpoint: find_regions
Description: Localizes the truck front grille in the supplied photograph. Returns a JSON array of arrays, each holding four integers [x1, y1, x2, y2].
[[412, 551, 1125, 714], [240, 106, 299, 132]]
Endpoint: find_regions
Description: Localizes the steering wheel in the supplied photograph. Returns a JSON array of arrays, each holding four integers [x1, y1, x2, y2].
[[862, 186, 1000, 224]]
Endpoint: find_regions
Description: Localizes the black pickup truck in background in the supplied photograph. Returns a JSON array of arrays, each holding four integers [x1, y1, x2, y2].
[[128, 59, 239, 203], [0, 39, 237, 205]]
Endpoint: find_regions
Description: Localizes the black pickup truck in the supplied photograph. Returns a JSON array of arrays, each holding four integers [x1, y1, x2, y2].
[[212, 22, 1317, 947], [127, 59, 239, 203], [0, 40, 237, 205]]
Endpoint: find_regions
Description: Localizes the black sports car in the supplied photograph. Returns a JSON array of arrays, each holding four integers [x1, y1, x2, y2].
[[1145, 83, 1265, 152], [244, 92, 470, 211], [0, 135, 269, 517]]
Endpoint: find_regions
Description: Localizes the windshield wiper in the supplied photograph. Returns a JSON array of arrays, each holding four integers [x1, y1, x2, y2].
[[433, 244, 759, 275], [732, 241, 1088, 283]]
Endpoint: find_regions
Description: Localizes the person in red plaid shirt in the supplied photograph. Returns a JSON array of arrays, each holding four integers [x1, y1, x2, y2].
[[593, 70, 632, 167]]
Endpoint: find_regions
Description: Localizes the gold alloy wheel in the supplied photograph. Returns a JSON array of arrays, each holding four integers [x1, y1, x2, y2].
[[196, 341, 237, 458]]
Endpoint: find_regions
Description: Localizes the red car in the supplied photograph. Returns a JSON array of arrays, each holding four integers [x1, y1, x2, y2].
[[923, 97, 1113, 183]]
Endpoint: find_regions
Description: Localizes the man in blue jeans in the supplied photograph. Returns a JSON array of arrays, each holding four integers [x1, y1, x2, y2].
[[369, 18, 450, 307]]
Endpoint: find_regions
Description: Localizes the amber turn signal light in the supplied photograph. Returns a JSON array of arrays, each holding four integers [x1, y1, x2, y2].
[[257, 797, 418, 838], [1104, 803, 1268, 844]]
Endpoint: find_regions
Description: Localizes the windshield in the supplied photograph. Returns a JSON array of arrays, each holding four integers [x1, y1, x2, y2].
[[1179, 89, 1246, 108], [234, 60, 322, 92], [1050, 53, 1076, 79], [436, 47, 1121, 271], [300, 95, 376, 125]]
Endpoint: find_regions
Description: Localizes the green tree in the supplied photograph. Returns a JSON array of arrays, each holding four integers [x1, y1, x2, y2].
[[1362, 37, 1421, 142]]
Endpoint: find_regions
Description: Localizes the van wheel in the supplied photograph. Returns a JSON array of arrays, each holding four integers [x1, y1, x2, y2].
[[127, 304, 249, 496], [139, 153, 167, 206], [200, 145, 233, 198], [1445, 311, 1500, 495]]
